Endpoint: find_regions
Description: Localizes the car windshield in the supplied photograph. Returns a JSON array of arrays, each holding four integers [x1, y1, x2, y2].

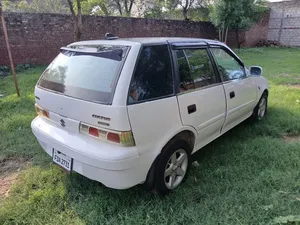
[[38, 45, 129, 104]]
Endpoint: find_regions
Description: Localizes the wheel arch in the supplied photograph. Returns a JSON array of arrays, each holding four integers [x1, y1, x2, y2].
[[262, 88, 269, 96], [161, 129, 196, 154], [143, 127, 197, 190]]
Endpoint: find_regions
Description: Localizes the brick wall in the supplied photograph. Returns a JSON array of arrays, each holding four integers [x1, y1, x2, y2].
[[0, 12, 268, 66], [245, 14, 270, 47], [225, 14, 270, 48]]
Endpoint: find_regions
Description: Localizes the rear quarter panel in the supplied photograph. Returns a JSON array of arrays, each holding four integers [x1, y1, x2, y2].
[[127, 97, 196, 156]]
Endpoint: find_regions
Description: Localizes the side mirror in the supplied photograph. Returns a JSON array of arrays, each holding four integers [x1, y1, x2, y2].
[[249, 66, 263, 76]]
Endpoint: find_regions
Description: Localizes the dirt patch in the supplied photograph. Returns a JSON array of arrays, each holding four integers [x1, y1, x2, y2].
[[281, 74, 292, 77], [0, 157, 31, 198], [282, 134, 300, 143], [286, 84, 300, 89]]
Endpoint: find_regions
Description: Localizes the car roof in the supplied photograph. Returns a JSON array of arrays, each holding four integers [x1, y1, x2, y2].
[[120, 37, 221, 44], [69, 37, 224, 47]]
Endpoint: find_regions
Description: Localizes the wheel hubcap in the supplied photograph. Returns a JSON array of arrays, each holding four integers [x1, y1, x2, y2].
[[258, 98, 266, 119], [164, 149, 188, 189]]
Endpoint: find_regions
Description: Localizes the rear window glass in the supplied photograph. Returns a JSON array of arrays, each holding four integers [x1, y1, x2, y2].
[[38, 45, 128, 104]]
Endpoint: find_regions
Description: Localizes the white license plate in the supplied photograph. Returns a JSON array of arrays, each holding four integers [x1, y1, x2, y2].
[[52, 149, 72, 172]]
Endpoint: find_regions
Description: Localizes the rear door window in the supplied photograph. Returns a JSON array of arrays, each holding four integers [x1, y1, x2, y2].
[[176, 48, 218, 92], [128, 45, 174, 104], [38, 45, 128, 104]]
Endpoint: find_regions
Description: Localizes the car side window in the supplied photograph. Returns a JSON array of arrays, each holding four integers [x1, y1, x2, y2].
[[128, 45, 173, 104], [176, 48, 217, 92], [210, 48, 246, 81]]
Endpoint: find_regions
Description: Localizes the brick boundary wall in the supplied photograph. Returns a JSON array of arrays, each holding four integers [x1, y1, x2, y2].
[[0, 13, 269, 66], [226, 13, 270, 47]]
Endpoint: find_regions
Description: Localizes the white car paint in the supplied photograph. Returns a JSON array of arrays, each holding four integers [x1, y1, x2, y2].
[[177, 84, 227, 151], [31, 37, 269, 190], [221, 77, 257, 133]]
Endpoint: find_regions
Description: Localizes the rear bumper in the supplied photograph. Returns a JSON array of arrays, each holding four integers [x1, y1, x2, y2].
[[31, 117, 154, 189]]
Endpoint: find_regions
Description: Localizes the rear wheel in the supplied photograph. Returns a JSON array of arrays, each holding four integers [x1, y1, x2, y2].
[[153, 140, 191, 196]]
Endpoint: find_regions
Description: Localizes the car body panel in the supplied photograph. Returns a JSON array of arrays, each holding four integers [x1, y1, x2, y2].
[[221, 77, 257, 133], [127, 97, 184, 156], [177, 84, 227, 151]]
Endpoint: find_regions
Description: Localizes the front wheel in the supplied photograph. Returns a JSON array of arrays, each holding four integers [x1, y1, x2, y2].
[[250, 92, 268, 122], [154, 140, 191, 196]]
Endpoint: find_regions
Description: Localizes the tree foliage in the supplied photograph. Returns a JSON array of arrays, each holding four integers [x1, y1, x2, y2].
[[80, 0, 112, 16], [2, 0, 69, 13], [157, 0, 206, 20], [209, 0, 268, 46], [3, 0, 212, 21], [80, 0, 136, 17], [145, 0, 209, 21]]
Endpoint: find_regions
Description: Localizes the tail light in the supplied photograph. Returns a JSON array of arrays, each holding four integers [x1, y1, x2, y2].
[[35, 104, 49, 118], [80, 123, 135, 147]]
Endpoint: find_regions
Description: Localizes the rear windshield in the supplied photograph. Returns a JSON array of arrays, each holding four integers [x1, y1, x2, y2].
[[38, 45, 128, 104]]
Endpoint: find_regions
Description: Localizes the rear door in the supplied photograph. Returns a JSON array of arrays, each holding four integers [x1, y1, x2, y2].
[[210, 46, 257, 133], [126, 44, 183, 155], [173, 44, 226, 151]]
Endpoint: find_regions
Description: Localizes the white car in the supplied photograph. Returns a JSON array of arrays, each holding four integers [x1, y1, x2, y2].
[[31, 37, 269, 195]]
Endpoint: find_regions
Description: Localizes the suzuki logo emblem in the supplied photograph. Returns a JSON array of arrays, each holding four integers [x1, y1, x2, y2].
[[60, 119, 66, 127]]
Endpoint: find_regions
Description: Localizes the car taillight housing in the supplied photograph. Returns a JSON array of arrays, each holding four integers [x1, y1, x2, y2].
[[35, 104, 49, 118], [79, 123, 135, 147]]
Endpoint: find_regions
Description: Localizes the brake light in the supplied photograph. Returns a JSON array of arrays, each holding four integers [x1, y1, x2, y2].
[[35, 104, 49, 119], [88, 127, 99, 137], [107, 132, 120, 143], [79, 123, 135, 146]]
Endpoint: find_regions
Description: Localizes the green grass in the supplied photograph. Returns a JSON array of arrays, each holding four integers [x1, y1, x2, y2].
[[236, 47, 300, 85], [1, 48, 300, 225], [0, 67, 50, 165]]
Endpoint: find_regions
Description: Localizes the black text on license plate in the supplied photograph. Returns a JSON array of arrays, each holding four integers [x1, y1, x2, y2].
[[53, 149, 72, 172]]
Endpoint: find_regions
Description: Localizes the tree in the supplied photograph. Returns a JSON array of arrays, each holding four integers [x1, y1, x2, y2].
[[209, 0, 267, 47], [111, 0, 135, 17], [143, 0, 165, 19], [160, 0, 205, 20], [179, 0, 195, 20], [80, 0, 112, 16], [66, 0, 83, 41], [144, 5, 164, 19]]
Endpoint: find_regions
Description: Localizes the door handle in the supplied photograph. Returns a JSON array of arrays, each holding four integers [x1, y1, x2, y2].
[[187, 104, 197, 114], [229, 91, 235, 99]]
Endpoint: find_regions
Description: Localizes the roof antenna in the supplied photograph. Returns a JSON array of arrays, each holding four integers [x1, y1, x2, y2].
[[105, 33, 119, 40]]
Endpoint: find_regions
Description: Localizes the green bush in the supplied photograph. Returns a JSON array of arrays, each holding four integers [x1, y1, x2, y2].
[[0, 64, 36, 77]]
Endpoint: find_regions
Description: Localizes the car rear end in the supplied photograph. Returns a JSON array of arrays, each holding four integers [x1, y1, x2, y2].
[[31, 40, 153, 189]]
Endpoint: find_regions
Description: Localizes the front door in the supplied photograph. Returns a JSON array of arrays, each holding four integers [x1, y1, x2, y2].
[[174, 47, 226, 151], [210, 47, 257, 133]]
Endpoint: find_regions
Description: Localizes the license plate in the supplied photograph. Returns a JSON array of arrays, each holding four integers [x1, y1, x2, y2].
[[52, 149, 72, 172]]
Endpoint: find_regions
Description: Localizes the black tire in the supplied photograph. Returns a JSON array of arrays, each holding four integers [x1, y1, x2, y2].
[[153, 140, 191, 196], [250, 92, 268, 122]]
